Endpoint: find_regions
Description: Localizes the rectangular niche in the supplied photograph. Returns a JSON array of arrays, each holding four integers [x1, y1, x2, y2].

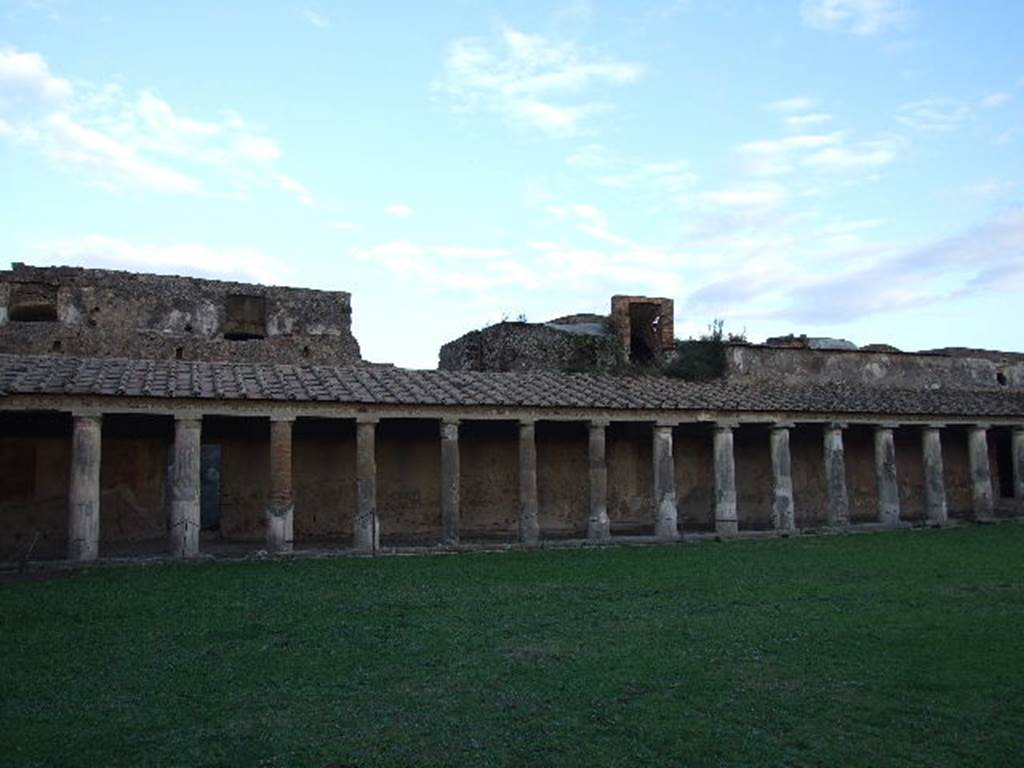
[[223, 294, 267, 340], [9, 282, 58, 322]]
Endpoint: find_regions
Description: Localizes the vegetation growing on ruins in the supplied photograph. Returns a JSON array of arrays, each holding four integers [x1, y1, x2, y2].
[[2, 525, 1023, 767], [663, 318, 747, 380]]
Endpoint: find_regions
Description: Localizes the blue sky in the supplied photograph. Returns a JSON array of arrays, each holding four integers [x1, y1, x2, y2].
[[2, 0, 1022, 368]]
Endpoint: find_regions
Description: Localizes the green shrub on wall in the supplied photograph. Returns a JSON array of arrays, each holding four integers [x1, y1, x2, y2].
[[663, 319, 745, 381]]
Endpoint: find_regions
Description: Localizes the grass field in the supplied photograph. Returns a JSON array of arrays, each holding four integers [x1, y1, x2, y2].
[[2, 525, 1023, 767]]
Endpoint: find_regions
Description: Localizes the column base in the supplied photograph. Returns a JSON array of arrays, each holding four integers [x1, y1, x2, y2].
[[715, 520, 739, 536]]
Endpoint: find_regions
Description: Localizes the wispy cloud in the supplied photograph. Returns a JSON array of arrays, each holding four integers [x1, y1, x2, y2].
[[301, 8, 330, 28], [896, 98, 971, 131], [26, 234, 287, 284], [979, 92, 1011, 109], [784, 112, 833, 127], [701, 183, 787, 210], [782, 207, 1024, 322], [801, 0, 908, 36], [384, 203, 413, 218], [765, 97, 817, 113], [434, 25, 642, 136], [0, 46, 307, 202]]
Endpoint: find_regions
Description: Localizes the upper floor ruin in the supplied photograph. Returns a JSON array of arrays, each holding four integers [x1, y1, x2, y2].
[[0, 263, 361, 365]]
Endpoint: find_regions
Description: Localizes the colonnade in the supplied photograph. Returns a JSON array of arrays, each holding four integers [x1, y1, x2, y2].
[[64, 412, 1024, 561]]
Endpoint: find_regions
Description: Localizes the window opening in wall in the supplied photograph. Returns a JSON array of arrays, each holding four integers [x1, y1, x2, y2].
[[51, 340, 62, 353], [994, 430, 1014, 499], [8, 282, 58, 322], [996, 372, 1007, 386], [223, 294, 267, 340], [175, 347, 184, 360]]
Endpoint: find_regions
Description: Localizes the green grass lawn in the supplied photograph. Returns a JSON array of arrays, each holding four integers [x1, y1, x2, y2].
[[2, 526, 1023, 768]]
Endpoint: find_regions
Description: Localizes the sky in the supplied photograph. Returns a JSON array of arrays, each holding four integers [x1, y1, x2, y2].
[[1, 0, 1023, 368]]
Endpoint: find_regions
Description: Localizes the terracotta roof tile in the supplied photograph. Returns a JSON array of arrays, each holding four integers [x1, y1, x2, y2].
[[0, 353, 1022, 418]]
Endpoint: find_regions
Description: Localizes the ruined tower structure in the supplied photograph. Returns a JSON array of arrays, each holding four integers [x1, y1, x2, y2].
[[1, 265, 1023, 564], [439, 295, 674, 373]]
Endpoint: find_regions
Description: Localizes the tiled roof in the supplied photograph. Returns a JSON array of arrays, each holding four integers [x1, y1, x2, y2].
[[0, 353, 1022, 418]]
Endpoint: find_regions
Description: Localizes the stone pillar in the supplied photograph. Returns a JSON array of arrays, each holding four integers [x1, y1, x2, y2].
[[874, 425, 900, 526], [823, 423, 849, 528], [968, 425, 994, 521], [266, 417, 294, 554], [68, 413, 102, 562], [355, 417, 379, 552], [714, 424, 738, 535], [920, 425, 948, 525], [1013, 427, 1024, 515], [440, 419, 460, 545], [587, 420, 610, 542], [518, 420, 540, 545], [652, 424, 679, 541], [169, 416, 202, 558], [770, 423, 795, 532]]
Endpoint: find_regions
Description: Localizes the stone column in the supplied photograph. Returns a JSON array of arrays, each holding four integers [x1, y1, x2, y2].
[[266, 417, 294, 554], [968, 425, 994, 521], [770, 423, 795, 533], [1013, 427, 1024, 515], [440, 419, 460, 545], [355, 417, 379, 552], [920, 425, 948, 525], [652, 424, 679, 541], [518, 420, 540, 545], [874, 425, 900, 526], [169, 416, 202, 558], [714, 423, 738, 535], [587, 420, 610, 542], [823, 423, 849, 528], [68, 413, 102, 562]]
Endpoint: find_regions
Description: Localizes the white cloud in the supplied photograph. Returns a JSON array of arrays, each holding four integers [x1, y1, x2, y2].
[[765, 97, 817, 113], [333, 221, 357, 231], [801, 0, 908, 35], [0, 46, 301, 201], [896, 98, 971, 131], [42, 111, 202, 193], [784, 112, 833, 127], [979, 92, 1011, 109], [302, 9, 330, 28], [566, 144, 698, 197], [27, 234, 286, 285], [736, 132, 842, 176], [276, 174, 313, 206], [701, 183, 787, 210], [434, 26, 642, 136], [353, 240, 534, 292], [803, 139, 897, 170], [385, 203, 413, 218], [0, 46, 71, 101]]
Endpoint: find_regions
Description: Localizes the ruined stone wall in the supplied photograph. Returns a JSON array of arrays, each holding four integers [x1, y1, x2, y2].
[[726, 344, 1024, 390], [439, 322, 622, 373], [0, 263, 361, 365]]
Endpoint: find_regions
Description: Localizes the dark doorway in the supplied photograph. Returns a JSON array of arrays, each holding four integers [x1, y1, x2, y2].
[[628, 302, 661, 365], [201, 444, 222, 530]]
